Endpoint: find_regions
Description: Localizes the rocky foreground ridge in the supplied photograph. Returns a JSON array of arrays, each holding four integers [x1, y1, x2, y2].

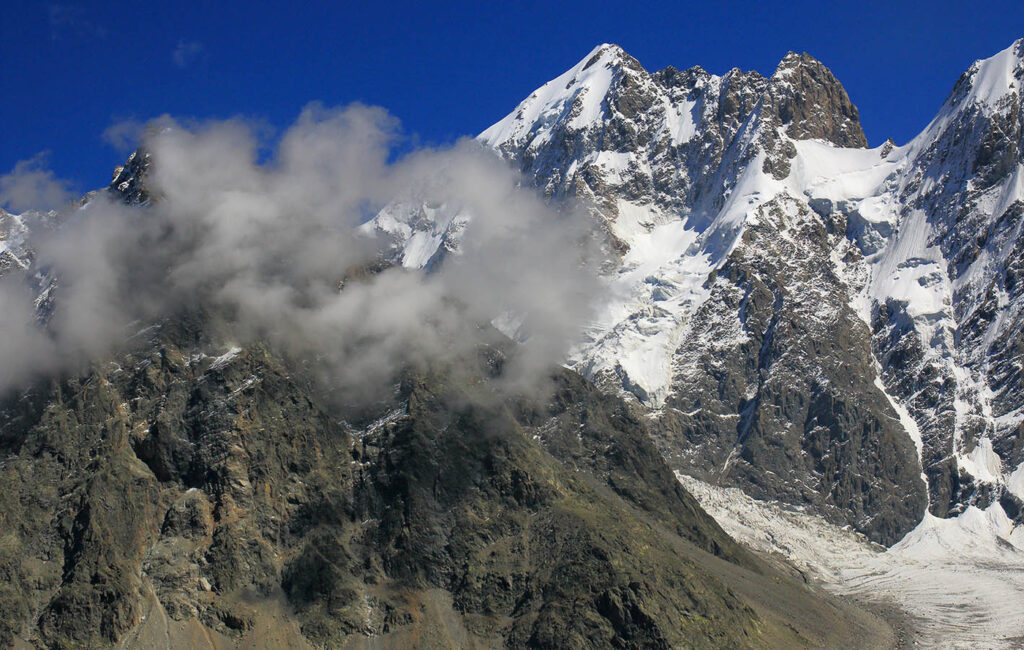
[[0, 307, 890, 647]]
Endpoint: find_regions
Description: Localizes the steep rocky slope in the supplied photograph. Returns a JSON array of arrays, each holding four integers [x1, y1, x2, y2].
[[853, 40, 1024, 522], [0, 310, 893, 648]]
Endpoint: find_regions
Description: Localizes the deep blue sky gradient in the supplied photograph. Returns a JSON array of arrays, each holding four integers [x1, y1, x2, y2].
[[3, 1, 1023, 194]]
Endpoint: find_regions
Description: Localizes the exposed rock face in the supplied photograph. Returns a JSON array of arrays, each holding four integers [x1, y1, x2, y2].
[[658, 196, 925, 544], [477, 44, 866, 228], [853, 38, 1024, 521], [767, 52, 868, 148], [0, 336, 352, 648], [108, 149, 152, 205]]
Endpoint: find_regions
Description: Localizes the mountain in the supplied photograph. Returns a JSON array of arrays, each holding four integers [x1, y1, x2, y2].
[[4, 37, 1024, 648], [369, 40, 1024, 549], [0, 150, 896, 646]]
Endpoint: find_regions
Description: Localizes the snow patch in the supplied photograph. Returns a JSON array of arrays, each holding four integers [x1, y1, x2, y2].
[[209, 346, 242, 371], [661, 97, 698, 144], [1008, 461, 1024, 502], [572, 200, 713, 405], [958, 437, 1004, 484], [402, 231, 444, 268], [791, 138, 903, 203]]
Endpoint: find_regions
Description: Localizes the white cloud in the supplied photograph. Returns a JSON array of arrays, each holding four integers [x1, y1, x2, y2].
[[0, 105, 605, 403], [48, 4, 107, 41], [173, 40, 204, 68], [0, 153, 73, 212]]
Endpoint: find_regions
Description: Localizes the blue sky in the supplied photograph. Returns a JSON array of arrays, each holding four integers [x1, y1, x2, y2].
[[3, 1, 1023, 195]]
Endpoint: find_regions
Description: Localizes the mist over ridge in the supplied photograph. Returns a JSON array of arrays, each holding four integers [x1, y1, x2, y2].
[[0, 103, 605, 402]]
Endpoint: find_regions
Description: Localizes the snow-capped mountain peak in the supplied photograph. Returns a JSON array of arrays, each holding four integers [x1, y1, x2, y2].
[[479, 43, 641, 151], [361, 39, 1024, 546], [957, 37, 1023, 110]]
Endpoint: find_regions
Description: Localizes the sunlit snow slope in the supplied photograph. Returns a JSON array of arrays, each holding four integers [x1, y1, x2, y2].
[[681, 474, 1024, 649]]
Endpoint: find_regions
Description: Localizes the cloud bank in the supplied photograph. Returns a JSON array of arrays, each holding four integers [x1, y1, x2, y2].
[[0, 104, 603, 403]]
